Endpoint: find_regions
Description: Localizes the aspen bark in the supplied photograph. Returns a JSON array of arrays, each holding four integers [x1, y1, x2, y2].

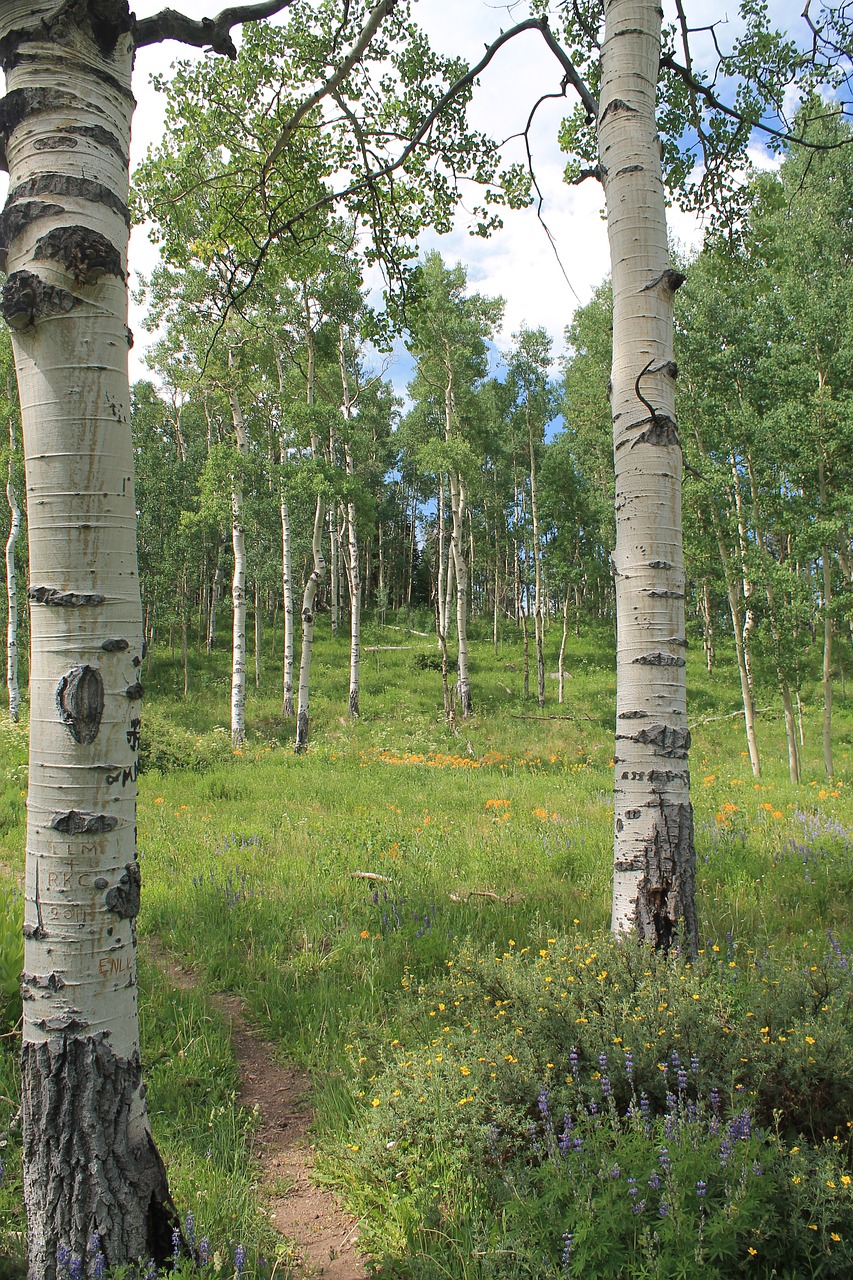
[[819, 454, 834, 776], [295, 323, 325, 752], [281, 493, 295, 717], [6, 427, 21, 722], [338, 330, 361, 717], [0, 3, 177, 1272], [599, 0, 696, 952], [228, 380, 249, 747]]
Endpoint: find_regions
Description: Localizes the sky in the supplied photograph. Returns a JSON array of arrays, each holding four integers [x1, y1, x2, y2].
[[3, 0, 801, 392]]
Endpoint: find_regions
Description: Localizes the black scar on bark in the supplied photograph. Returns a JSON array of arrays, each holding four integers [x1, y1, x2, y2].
[[630, 415, 680, 447], [32, 134, 79, 151], [0, 87, 75, 166], [7, 175, 130, 227], [11, 50, 134, 103], [632, 651, 686, 667], [1, 271, 82, 328], [28, 586, 105, 607], [58, 122, 126, 160], [617, 723, 690, 756], [56, 666, 105, 745], [634, 800, 697, 956], [0, 200, 65, 267], [34, 225, 124, 283], [50, 811, 118, 835], [642, 268, 686, 294], [102, 638, 129, 652], [125, 681, 144, 700], [21, 1037, 180, 1279], [599, 97, 638, 123], [105, 861, 141, 920]]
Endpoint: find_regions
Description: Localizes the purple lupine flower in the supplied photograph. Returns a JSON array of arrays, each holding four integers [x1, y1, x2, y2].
[[558, 1115, 573, 1155], [561, 1231, 574, 1276], [710, 1088, 721, 1114], [696, 1180, 707, 1198], [235, 1243, 246, 1275], [598, 1052, 608, 1072], [199, 1237, 210, 1266], [69, 1256, 83, 1280], [648, 1171, 661, 1191], [538, 1086, 551, 1122], [690, 1054, 700, 1074], [92, 1252, 106, 1280], [659, 1148, 671, 1172], [659, 1199, 670, 1217], [624, 1051, 634, 1082], [185, 1210, 196, 1251], [677, 1068, 688, 1092], [57, 1245, 71, 1277], [572, 1136, 584, 1154], [172, 1226, 181, 1259], [601, 1076, 612, 1099], [719, 1138, 732, 1168], [632, 1199, 646, 1215], [627, 1177, 638, 1197], [639, 1093, 651, 1121], [569, 1047, 579, 1079], [608, 1163, 621, 1180], [752, 1162, 763, 1177]]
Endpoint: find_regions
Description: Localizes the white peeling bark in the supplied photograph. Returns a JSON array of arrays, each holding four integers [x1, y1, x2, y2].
[[228, 379, 249, 747], [295, 325, 325, 753], [281, 492, 295, 717], [6, 427, 21, 722], [338, 330, 361, 718], [599, 0, 696, 952], [0, 4, 177, 1273]]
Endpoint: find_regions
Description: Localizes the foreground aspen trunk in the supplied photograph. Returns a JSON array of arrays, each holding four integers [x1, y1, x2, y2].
[[0, 2, 178, 1273], [599, 0, 697, 953], [5, 425, 21, 722]]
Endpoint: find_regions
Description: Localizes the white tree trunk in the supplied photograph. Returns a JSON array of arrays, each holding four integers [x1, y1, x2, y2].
[[436, 477, 447, 641], [295, 323, 326, 752], [281, 491, 295, 717], [558, 592, 570, 705], [228, 382, 249, 747], [449, 469, 472, 716], [0, 5, 177, 1272], [599, 0, 696, 952], [528, 411, 545, 709], [338, 330, 361, 717], [6, 431, 21, 722]]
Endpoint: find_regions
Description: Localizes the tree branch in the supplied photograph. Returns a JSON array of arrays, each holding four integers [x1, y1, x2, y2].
[[133, 0, 297, 56], [263, 0, 396, 177]]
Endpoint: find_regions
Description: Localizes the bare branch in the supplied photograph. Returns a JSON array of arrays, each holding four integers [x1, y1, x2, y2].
[[133, 0, 296, 56]]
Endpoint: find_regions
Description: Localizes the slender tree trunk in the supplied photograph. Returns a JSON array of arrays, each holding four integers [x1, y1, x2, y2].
[[450, 469, 472, 716], [0, 7, 177, 1272], [745, 454, 800, 783], [558, 592, 570, 705], [600, 0, 696, 953], [254, 577, 262, 690], [528, 414, 545, 710], [180, 571, 188, 698], [228, 378, 249, 748], [6, 426, 21, 722], [522, 611, 530, 701], [700, 579, 714, 674], [338, 329, 361, 717], [281, 494, 295, 717], [207, 537, 225, 654], [693, 429, 760, 777], [819, 455, 834, 776], [296, 322, 326, 753], [731, 453, 756, 694], [436, 478, 448, 641]]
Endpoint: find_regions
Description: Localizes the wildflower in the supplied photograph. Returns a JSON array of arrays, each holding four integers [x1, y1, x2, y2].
[[172, 1226, 181, 1259], [235, 1243, 246, 1275], [199, 1237, 211, 1266], [696, 1180, 707, 1198], [561, 1231, 574, 1275], [184, 1210, 196, 1251], [831, 1233, 842, 1242]]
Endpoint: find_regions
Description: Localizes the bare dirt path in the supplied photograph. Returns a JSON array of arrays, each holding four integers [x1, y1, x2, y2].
[[145, 939, 371, 1279]]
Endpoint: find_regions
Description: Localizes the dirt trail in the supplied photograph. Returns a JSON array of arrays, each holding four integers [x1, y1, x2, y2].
[[145, 940, 370, 1279]]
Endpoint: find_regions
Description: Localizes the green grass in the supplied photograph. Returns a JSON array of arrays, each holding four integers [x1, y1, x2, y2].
[[0, 614, 851, 1276]]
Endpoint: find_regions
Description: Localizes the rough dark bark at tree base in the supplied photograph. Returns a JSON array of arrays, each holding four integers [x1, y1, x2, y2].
[[634, 800, 697, 957], [21, 1036, 179, 1280]]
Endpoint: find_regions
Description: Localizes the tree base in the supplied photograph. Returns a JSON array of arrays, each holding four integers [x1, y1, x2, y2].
[[22, 1036, 178, 1280]]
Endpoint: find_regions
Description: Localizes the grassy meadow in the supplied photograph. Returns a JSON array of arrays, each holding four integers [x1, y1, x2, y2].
[[1, 615, 853, 1277]]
